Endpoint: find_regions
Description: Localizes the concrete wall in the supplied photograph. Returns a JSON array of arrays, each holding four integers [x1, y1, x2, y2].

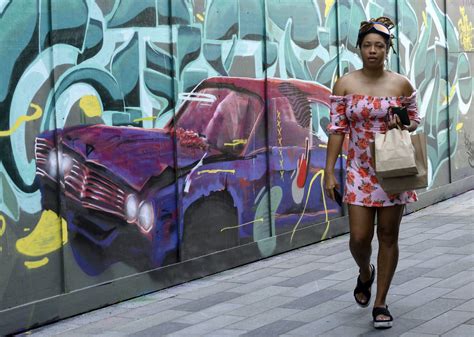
[[0, 0, 472, 334]]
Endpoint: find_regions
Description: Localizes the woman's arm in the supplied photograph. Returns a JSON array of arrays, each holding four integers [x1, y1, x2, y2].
[[399, 77, 419, 132], [324, 78, 347, 200], [324, 134, 344, 200], [325, 134, 345, 174]]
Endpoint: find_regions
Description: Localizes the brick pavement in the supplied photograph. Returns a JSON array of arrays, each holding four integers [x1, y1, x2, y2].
[[17, 190, 474, 337]]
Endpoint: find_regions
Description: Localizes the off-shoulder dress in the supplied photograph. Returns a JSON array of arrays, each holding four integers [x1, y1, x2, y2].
[[327, 92, 421, 207]]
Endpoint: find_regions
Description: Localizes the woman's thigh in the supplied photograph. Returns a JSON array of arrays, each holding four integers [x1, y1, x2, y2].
[[348, 204, 376, 240], [376, 204, 404, 240]]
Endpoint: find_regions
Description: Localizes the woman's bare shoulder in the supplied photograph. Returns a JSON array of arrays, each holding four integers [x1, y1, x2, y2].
[[388, 71, 415, 96], [332, 71, 360, 96]]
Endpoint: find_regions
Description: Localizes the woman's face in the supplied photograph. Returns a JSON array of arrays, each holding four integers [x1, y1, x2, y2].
[[360, 33, 388, 68]]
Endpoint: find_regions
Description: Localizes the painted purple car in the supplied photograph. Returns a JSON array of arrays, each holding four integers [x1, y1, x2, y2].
[[35, 77, 343, 272]]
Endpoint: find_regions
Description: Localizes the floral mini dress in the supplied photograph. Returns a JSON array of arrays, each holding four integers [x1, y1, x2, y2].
[[327, 92, 421, 207]]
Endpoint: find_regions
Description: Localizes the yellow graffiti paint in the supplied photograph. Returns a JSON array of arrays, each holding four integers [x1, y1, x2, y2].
[[133, 116, 157, 122], [24, 258, 49, 269], [443, 84, 457, 105], [16, 210, 68, 257], [277, 110, 285, 180], [290, 169, 331, 242], [325, 0, 335, 17], [197, 169, 236, 175], [456, 123, 464, 131], [0, 214, 5, 237], [422, 11, 428, 27], [224, 139, 248, 147], [458, 6, 474, 51], [450, 83, 457, 98], [220, 218, 264, 232], [196, 13, 204, 22], [0, 103, 43, 137], [79, 95, 102, 117]]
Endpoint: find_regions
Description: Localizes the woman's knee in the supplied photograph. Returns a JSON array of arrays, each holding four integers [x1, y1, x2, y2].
[[350, 232, 373, 249], [377, 225, 399, 246]]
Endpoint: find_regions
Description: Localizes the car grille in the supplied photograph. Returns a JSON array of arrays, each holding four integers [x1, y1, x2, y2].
[[35, 137, 53, 177], [65, 158, 126, 219], [35, 137, 126, 219]]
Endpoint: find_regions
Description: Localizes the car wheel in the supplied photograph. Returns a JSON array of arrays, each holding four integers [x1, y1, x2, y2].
[[181, 191, 239, 261]]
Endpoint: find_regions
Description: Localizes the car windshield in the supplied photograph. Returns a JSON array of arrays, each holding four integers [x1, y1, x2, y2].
[[176, 87, 263, 153]]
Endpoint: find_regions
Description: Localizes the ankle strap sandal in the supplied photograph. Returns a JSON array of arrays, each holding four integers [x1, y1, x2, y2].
[[353, 264, 375, 307], [372, 305, 393, 329]]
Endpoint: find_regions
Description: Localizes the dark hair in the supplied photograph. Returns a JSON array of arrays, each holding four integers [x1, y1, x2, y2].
[[356, 17, 396, 53]]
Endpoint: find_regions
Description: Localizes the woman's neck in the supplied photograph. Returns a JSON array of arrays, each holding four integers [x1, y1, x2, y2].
[[361, 66, 385, 79]]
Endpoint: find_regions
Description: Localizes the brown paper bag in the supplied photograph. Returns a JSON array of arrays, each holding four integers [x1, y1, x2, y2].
[[374, 127, 418, 178], [378, 133, 428, 194]]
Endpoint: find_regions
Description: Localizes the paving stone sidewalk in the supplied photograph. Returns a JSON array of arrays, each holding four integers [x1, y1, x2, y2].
[[18, 191, 474, 337]]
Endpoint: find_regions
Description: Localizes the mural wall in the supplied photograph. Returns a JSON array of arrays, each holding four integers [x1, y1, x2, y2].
[[0, 0, 472, 332]]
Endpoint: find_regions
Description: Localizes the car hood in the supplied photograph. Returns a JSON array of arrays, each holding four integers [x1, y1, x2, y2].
[[56, 125, 202, 191]]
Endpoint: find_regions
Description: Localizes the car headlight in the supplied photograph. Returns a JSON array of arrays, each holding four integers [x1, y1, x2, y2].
[[61, 153, 74, 176], [125, 194, 139, 222], [48, 150, 58, 178], [138, 201, 154, 233]]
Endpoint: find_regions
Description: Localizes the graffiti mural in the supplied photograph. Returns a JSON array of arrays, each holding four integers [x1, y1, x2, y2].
[[0, 0, 472, 330]]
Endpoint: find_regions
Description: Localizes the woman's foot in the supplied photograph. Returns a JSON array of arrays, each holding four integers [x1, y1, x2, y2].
[[353, 264, 375, 307], [372, 305, 393, 329]]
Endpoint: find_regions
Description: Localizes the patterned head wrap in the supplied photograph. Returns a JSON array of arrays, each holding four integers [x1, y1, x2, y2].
[[356, 17, 396, 53]]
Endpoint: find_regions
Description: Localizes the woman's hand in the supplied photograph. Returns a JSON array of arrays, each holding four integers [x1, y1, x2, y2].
[[324, 170, 340, 201], [387, 114, 403, 130], [387, 114, 417, 132]]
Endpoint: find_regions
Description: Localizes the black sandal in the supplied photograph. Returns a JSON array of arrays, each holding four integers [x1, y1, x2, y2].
[[353, 263, 375, 307], [372, 305, 393, 329]]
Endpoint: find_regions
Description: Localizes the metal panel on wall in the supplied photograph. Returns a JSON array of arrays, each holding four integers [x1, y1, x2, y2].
[[402, 0, 451, 188], [0, 0, 64, 313], [264, 0, 343, 245], [174, 0, 273, 263], [337, 0, 398, 75], [44, 0, 181, 290], [446, 1, 474, 182]]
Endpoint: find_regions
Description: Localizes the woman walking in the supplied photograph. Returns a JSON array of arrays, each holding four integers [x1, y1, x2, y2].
[[323, 17, 420, 329]]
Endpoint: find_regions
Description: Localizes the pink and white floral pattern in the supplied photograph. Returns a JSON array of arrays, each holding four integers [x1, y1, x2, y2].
[[327, 92, 421, 207]]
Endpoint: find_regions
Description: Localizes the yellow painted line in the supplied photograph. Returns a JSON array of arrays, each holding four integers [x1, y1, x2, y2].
[[0, 104, 43, 137], [133, 116, 157, 122], [290, 169, 331, 243], [197, 169, 236, 175], [24, 257, 49, 269], [221, 218, 265, 232], [224, 139, 248, 147], [442, 84, 457, 105], [422, 11, 428, 27], [0, 214, 5, 237], [449, 83, 457, 99]]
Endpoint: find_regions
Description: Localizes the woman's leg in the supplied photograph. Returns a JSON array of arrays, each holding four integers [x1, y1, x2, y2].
[[348, 204, 376, 304], [374, 204, 404, 318]]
